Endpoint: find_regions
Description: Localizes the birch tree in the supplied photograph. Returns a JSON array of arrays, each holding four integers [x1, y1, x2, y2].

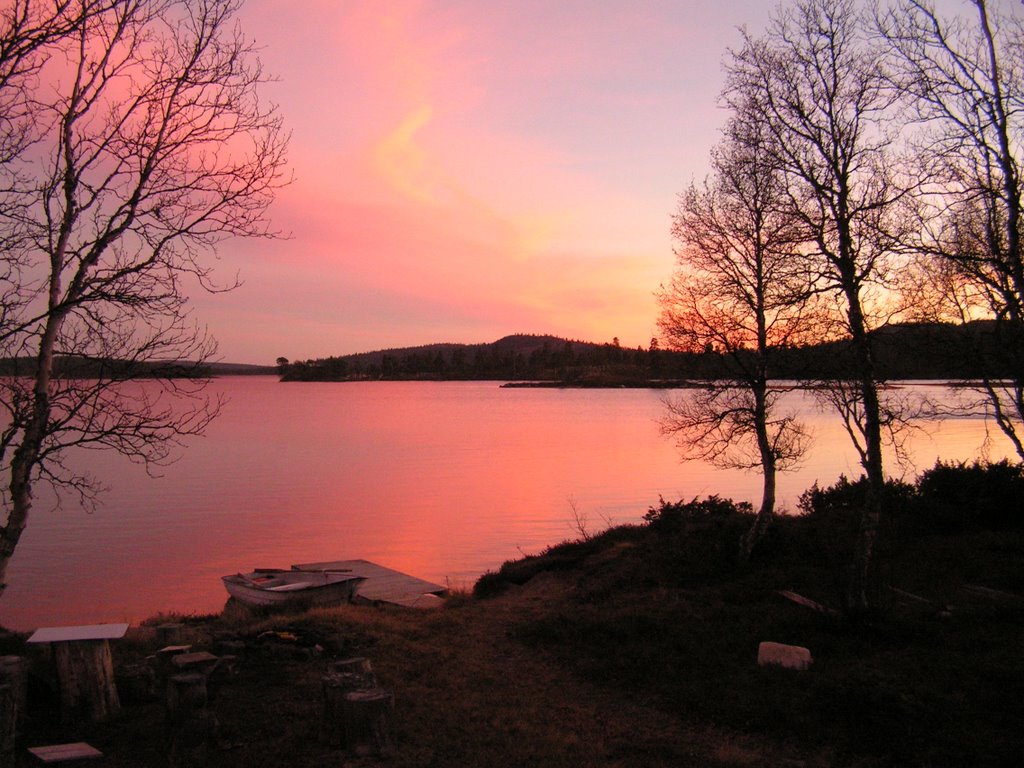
[[658, 113, 814, 561], [879, 0, 1024, 458], [724, 0, 907, 613], [0, 0, 288, 596]]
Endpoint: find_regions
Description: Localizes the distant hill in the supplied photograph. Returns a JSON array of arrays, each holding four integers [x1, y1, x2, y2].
[[279, 323, 1009, 384]]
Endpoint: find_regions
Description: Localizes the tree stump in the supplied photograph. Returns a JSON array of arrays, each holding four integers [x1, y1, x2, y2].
[[153, 645, 192, 687], [320, 674, 358, 746], [0, 657, 27, 726], [155, 624, 184, 646], [165, 673, 208, 726], [0, 684, 16, 763], [116, 662, 158, 704], [165, 673, 217, 768], [52, 640, 119, 723], [341, 688, 394, 756], [328, 657, 375, 678]]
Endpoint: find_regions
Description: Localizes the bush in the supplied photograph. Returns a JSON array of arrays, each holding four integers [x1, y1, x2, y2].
[[914, 459, 1024, 532], [797, 475, 914, 522], [641, 495, 755, 585], [643, 494, 753, 532]]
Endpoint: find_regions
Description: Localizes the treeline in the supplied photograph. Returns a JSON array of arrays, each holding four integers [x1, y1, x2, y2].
[[0, 357, 275, 379], [278, 322, 1000, 383]]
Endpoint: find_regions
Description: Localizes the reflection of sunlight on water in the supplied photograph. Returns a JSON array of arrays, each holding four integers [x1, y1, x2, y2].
[[1, 378, 1016, 630]]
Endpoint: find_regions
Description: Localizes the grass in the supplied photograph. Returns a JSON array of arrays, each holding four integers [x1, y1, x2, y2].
[[2, 466, 1023, 766]]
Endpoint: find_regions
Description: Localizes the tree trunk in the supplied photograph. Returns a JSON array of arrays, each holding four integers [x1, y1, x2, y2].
[[740, 376, 776, 564], [846, 286, 885, 617], [740, 461, 776, 565], [0, 303, 65, 596]]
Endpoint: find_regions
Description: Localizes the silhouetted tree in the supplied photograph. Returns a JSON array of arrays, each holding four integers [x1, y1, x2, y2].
[[659, 111, 814, 561], [725, 0, 909, 611], [880, 0, 1024, 458], [0, 0, 289, 596]]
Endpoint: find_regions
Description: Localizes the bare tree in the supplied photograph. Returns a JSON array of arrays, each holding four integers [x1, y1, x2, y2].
[[879, 0, 1024, 458], [724, 0, 910, 613], [658, 114, 815, 561], [0, 0, 289, 596]]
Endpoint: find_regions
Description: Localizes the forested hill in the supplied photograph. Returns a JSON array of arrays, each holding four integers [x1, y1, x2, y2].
[[278, 322, 1005, 384]]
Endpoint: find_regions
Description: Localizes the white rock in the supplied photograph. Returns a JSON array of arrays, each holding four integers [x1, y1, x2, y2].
[[757, 641, 813, 671]]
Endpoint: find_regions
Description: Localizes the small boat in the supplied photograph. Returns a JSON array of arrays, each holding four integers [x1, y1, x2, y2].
[[221, 568, 365, 609]]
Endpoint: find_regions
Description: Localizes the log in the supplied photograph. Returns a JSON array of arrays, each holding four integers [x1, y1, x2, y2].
[[341, 688, 394, 756], [52, 640, 119, 722], [776, 590, 839, 617]]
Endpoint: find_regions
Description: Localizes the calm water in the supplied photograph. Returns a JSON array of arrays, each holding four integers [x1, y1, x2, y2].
[[0, 378, 1012, 630]]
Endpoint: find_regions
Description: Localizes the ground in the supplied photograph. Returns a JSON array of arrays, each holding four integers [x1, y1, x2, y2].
[[4, 499, 1023, 767]]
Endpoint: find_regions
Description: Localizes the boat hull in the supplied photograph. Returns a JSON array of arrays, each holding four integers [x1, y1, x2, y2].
[[222, 570, 364, 609]]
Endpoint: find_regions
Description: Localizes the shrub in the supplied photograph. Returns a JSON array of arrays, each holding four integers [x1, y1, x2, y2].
[[914, 459, 1024, 532], [796, 475, 914, 522], [643, 494, 753, 532], [795, 476, 914, 610], [642, 495, 755, 585]]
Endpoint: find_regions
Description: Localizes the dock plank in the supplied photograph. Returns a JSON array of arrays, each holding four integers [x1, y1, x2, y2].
[[291, 559, 446, 608]]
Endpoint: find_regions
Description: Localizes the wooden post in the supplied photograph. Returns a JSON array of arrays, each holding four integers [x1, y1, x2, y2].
[[52, 640, 119, 723], [341, 688, 394, 756]]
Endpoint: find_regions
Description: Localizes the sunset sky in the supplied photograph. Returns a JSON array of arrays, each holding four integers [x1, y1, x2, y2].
[[199, 0, 778, 364]]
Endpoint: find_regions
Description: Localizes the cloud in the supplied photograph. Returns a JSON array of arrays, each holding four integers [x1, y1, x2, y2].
[[216, 0, 743, 362]]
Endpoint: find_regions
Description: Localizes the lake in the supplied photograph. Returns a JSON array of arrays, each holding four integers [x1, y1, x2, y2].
[[0, 377, 1013, 630]]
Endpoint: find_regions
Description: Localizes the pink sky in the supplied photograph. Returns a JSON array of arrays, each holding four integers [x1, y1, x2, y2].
[[194, 0, 776, 364]]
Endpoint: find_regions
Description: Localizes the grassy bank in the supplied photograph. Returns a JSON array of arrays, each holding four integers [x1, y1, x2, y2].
[[2, 463, 1022, 766]]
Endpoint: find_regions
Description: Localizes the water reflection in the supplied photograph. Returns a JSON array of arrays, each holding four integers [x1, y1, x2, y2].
[[0, 378, 1013, 630]]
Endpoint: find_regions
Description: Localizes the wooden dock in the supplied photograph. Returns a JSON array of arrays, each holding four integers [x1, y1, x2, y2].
[[291, 559, 447, 609]]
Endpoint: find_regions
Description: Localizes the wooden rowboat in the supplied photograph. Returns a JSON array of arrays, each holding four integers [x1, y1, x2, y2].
[[222, 568, 365, 608]]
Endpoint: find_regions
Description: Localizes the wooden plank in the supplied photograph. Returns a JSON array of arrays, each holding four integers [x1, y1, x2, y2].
[[776, 590, 839, 617], [27, 742, 103, 762], [28, 624, 129, 643], [292, 559, 446, 607], [959, 584, 1023, 604], [887, 586, 935, 606]]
